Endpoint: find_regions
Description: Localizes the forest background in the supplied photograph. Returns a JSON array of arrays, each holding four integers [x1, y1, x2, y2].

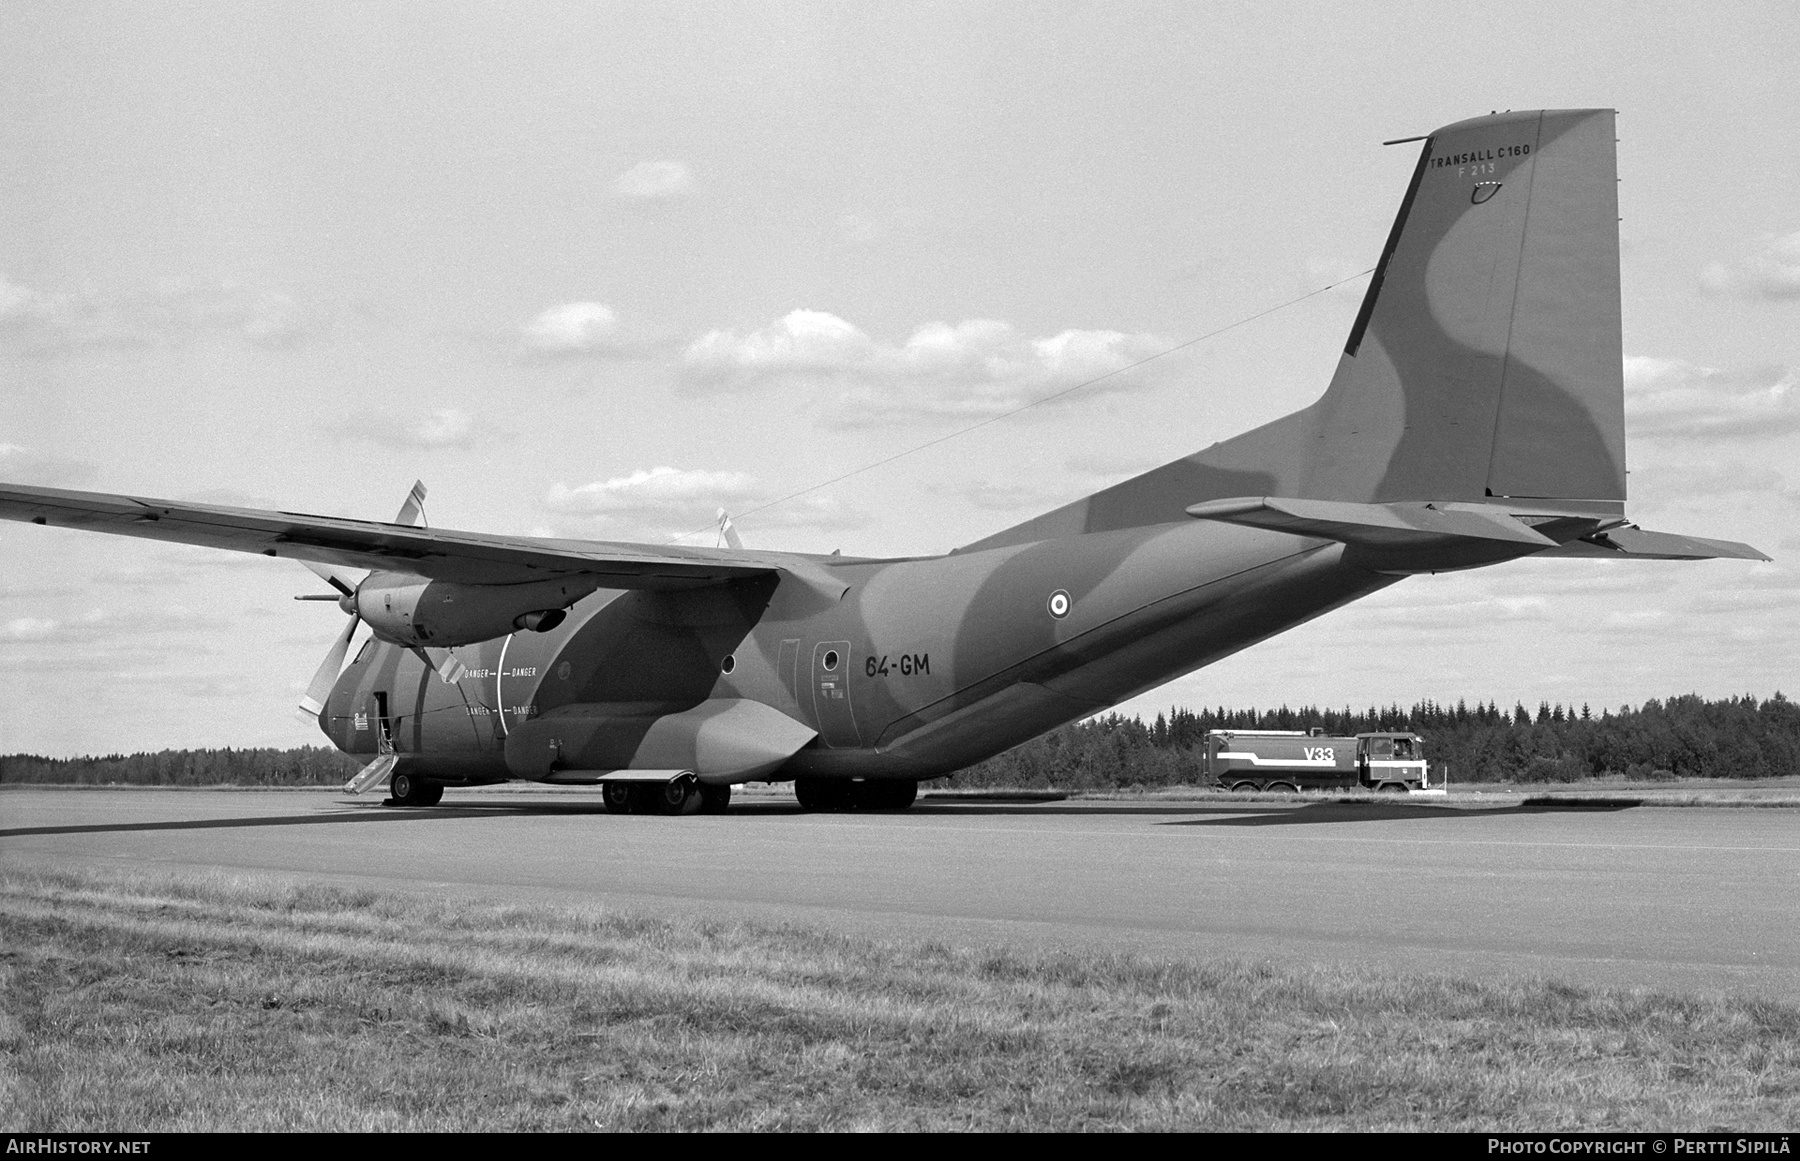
[[5, 692, 1796, 789]]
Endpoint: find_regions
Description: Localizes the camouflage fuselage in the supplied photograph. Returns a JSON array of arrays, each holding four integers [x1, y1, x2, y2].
[[320, 520, 1396, 782]]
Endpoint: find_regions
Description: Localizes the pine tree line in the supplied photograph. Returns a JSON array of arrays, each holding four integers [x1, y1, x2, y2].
[[5, 692, 1795, 787], [0, 747, 365, 787], [954, 692, 1800, 788]]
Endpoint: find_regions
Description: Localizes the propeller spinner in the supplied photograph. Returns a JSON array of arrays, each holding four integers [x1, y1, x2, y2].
[[294, 481, 464, 721]]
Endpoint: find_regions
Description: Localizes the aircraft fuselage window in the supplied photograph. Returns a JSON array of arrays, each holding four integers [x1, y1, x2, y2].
[[823, 649, 839, 671]]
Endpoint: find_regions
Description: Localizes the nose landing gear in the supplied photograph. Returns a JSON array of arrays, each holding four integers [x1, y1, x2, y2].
[[387, 771, 443, 807]]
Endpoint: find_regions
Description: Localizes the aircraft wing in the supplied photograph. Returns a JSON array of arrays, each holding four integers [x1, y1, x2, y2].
[[1532, 525, 1771, 561], [0, 482, 840, 590]]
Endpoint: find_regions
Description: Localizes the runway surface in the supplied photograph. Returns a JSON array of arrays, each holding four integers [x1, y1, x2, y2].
[[4, 786, 1798, 1001]]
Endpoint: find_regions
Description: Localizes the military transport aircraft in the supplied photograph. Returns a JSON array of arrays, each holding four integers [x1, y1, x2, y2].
[[0, 109, 1767, 814]]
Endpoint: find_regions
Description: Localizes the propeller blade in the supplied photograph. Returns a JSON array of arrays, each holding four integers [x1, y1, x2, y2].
[[412, 646, 466, 685], [298, 613, 360, 719], [394, 480, 428, 528], [343, 752, 398, 795], [715, 508, 743, 550], [301, 560, 358, 598]]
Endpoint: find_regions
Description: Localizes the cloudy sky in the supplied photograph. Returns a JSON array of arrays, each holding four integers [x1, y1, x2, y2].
[[3, 2, 1797, 756]]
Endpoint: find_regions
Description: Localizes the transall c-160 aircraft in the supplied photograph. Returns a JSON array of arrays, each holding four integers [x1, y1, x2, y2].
[[0, 109, 1767, 814]]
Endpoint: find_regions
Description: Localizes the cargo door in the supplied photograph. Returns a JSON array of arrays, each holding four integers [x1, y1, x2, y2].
[[810, 641, 861, 747], [373, 690, 394, 754]]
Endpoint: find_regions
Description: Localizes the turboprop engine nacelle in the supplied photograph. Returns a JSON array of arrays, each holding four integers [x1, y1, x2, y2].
[[352, 571, 604, 648]]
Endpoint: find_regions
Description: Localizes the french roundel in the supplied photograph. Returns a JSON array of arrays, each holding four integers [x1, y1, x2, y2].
[[1047, 589, 1072, 618]]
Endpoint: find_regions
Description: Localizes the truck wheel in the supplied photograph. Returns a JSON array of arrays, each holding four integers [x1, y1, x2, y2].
[[1376, 782, 1407, 793], [1265, 782, 1298, 794], [1230, 781, 1258, 793], [602, 782, 637, 814]]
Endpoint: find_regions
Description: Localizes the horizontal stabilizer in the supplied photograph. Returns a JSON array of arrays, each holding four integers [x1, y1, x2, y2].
[[1535, 525, 1770, 561], [1187, 496, 1559, 574], [1187, 497, 1556, 547]]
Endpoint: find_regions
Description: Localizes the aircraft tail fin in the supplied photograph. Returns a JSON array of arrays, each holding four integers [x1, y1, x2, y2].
[[1305, 107, 1625, 506], [965, 109, 1636, 553]]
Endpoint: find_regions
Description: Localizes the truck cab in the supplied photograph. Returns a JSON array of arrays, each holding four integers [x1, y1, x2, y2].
[[1355, 732, 1434, 793]]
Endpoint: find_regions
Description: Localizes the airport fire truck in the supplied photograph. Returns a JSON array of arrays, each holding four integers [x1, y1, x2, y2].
[[1205, 729, 1442, 794]]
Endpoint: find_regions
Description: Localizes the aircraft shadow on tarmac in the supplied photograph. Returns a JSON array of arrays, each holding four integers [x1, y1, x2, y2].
[[0, 799, 879, 838], [0, 804, 531, 839], [1, 794, 1644, 839], [1161, 797, 1644, 828]]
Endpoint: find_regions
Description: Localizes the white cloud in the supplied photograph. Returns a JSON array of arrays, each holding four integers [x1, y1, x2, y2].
[[679, 309, 1170, 424], [518, 301, 626, 357], [333, 408, 480, 450], [0, 443, 98, 488], [515, 301, 667, 359], [542, 466, 870, 546], [546, 466, 757, 521], [1623, 356, 1799, 441], [1699, 231, 1800, 300], [402, 409, 477, 448], [0, 274, 321, 355], [612, 160, 693, 201]]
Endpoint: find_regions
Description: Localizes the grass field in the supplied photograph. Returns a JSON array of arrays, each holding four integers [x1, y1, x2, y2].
[[3, 865, 1798, 1131]]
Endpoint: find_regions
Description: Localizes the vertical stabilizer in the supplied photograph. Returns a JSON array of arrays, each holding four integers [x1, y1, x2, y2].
[[963, 109, 1628, 553], [1316, 108, 1625, 504]]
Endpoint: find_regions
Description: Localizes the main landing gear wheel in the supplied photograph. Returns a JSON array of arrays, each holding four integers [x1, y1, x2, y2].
[[793, 777, 848, 812], [657, 775, 705, 816], [858, 780, 917, 811], [602, 781, 639, 814], [388, 772, 442, 807], [794, 778, 918, 812]]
